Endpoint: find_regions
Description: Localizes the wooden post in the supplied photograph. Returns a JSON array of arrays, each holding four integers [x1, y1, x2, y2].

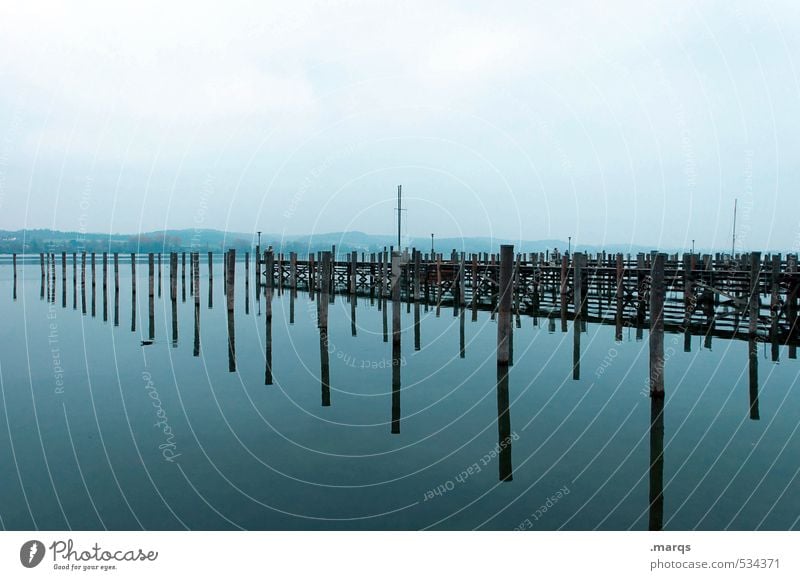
[[61, 252, 67, 308], [102, 252, 108, 321], [113, 253, 119, 326], [81, 252, 87, 314], [350, 250, 357, 294], [788, 254, 798, 359], [157, 253, 162, 298], [573, 252, 584, 316], [148, 253, 155, 340], [320, 251, 331, 406], [193, 252, 200, 357], [615, 253, 624, 341], [391, 251, 402, 434], [181, 252, 186, 302], [130, 253, 136, 332], [90, 252, 96, 317], [72, 253, 77, 310], [226, 249, 236, 372], [290, 251, 297, 292], [749, 252, 761, 335], [319, 252, 331, 328], [649, 253, 666, 397], [497, 245, 514, 365]]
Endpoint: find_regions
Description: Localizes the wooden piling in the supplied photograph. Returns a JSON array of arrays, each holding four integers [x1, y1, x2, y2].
[[113, 253, 119, 326], [102, 252, 107, 321], [226, 249, 236, 372], [497, 245, 514, 365], [649, 253, 666, 397], [749, 252, 761, 335], [391, 251, 402, 434], [148, 253, 155, 340]]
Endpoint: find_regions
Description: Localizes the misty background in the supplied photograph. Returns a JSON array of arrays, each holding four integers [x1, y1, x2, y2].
[[1, 1, 799, 253]]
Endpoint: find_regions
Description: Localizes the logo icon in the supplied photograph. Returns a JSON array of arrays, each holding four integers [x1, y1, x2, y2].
[[20, 540, 45, 568]]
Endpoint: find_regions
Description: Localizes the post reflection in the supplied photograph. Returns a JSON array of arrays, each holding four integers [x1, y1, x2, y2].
[[648, 396, 665, 531], [496, 364, 513, 482]]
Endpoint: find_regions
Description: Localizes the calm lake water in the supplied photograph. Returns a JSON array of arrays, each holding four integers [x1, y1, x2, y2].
[[0, 258, 798, 530]]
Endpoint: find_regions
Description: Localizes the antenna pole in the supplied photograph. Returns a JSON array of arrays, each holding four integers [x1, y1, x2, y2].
[[731, 198, 737, 256], [397, 185, 402, 249]]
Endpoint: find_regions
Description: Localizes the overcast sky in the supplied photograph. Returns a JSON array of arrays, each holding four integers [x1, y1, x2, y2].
[[0, 1, 798, 251]]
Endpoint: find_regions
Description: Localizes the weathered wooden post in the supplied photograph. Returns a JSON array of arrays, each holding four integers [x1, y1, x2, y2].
[[226, 249, 236, 372], [266, 250, 274, 291], [649, 253, 666, 397], [59, 252, 66, 307], [130, 253, 137, 332], [157, 253, 162, 298], [615, 253, 624, 341], [72, 253, 77, 310], [113, 253, 119, 326], [770, 254, 781, 361], [12, 253, 17, 300], [194, 253, 200, 357], [102, 252, 108, 321], [265, 259, 273, 385], [39, 253, 46, 299], [290, 251, 297, 293], [573, 252, 584, 317], [244, 252, 250, 314], [749, 252, 762, 335], [391, 251, 402, 434], [80, 252, 87, 314], [148, 253, 155, 340], [90, 252, 96, 317], [497, 245, 514, 365], [181, 252, 186, 302], [350, 250, 357, 294], [319, 251, 331, 406], [788, 254, 798, 359], [170, 255, 178, 347]]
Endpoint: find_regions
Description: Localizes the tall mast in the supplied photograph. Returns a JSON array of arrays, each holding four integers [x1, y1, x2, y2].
[[397, 185, 402, 248], [731, 198, 737, 256]]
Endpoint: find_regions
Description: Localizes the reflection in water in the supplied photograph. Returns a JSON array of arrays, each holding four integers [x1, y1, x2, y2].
[[265, 284, 273, 385], [649, 396, 665, 531], [148, 254, 155, 341], [350, 296, 356, 337], [193, 253, 200, 357], [392, 253, 401, 434], [320, 252, 331, 406], [62, 253, 67, 308], [226, 251, 236, 372], [749, 338, 760, 420], [459, 309, 465, 359], [102, 253, 107, 322], [81, 253, 87, 315], [91, 253, 96, 317], [572, 316, 581, 381], [414, 302, 421, 351], [114, 254, 119, 327], [496, 364, 513, 482]]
